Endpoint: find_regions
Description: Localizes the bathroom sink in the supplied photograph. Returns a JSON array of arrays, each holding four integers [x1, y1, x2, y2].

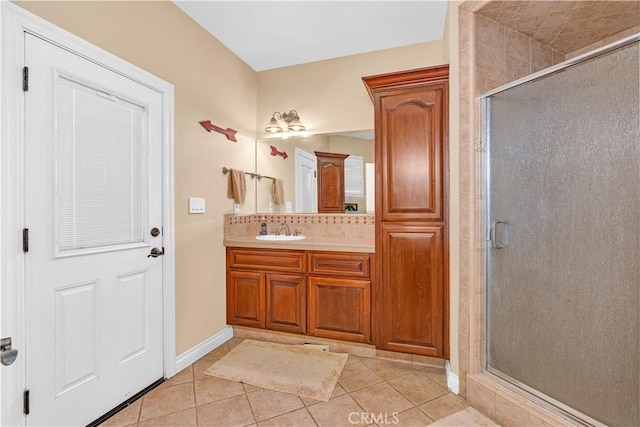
[[255, 235, 306, 241]]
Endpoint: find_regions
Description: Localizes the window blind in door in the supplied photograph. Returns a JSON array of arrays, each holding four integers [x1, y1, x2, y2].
[[55, 76, 146, 252]]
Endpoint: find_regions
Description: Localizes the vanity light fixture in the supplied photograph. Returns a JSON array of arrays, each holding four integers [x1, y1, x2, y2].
[[265, 110, 306, 133]]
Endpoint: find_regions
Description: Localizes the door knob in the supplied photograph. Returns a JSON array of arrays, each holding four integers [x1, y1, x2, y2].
[[1, 337, 18, 366], [147, 247, 165, 258]]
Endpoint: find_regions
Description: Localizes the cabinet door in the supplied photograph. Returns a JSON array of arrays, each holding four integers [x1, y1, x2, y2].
[[227, 270, 265, 328], [266, 273, 307, 334], [378, 87, 446, 222], [308, 276, 371, 343], [315, 151, 348, 213], [378, 224, 446, 357]]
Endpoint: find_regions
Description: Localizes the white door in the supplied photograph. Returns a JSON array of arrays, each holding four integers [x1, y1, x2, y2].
[[295, 147, 317, 213], [24, 33, 164, 426]]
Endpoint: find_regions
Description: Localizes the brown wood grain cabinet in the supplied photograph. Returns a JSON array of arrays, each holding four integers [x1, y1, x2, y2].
[[226, 247, 373, 343], [227, 270, 265, 328], [266, 273, 307, 334], [315, 151, 349, 213], [226, 248, 306, 334], [308, 276, 371, 343], [308, 251, 373, 343], [364, 65, 449, 358]]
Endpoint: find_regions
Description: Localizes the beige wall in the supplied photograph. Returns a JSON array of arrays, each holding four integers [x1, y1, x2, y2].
[[257, 41, 446, 136], [14, 1, 259, 354]]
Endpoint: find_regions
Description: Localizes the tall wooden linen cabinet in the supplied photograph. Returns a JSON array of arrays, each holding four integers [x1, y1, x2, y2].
[[363, 65, 449, 358]]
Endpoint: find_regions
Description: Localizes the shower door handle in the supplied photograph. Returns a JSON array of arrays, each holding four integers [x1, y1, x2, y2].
[[489, 220, 509, 249]]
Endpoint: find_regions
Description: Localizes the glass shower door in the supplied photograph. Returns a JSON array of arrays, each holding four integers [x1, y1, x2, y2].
[[486, 41, 639, 427]]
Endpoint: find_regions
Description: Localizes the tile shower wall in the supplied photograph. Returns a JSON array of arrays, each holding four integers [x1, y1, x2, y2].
[[457, 0, 564, 403], [224, 214, 374, 240]]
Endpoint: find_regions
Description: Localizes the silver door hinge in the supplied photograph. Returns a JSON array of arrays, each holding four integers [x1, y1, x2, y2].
[[23, 389, 29, 415], [23, 67, 29, 92], [23, 229, 29, 253]]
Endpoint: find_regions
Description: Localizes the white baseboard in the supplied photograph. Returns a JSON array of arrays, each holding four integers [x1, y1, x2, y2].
[[173, 326, 233, 374], [446, 360, 460, 394]]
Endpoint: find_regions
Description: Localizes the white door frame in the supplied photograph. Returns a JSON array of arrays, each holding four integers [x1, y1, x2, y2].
[[0, 4, 176, 426]]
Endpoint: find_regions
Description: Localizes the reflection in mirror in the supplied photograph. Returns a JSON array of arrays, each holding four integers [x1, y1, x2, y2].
[[256, 131, 374, 213]]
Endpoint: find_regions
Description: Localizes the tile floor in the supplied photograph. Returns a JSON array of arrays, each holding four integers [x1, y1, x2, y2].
[[100, 338, 498, 427]]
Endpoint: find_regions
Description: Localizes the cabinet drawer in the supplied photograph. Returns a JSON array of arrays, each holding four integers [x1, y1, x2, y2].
[[308, 252, 372, 278], [227, 248, 305, 273]]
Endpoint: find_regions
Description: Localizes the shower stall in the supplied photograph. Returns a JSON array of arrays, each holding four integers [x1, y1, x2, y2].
[[483, 38, 639, 426]]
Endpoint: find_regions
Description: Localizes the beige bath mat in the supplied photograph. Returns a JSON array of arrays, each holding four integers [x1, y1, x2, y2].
[[204, 339, 348, 401]]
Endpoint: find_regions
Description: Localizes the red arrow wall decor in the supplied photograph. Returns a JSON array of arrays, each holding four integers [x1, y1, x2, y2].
[[199, 120, 238, 142], [270, 145, 288, 159]]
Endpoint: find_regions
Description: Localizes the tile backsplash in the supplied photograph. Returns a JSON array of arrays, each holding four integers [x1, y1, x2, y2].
[[224, 213, 374, 240]]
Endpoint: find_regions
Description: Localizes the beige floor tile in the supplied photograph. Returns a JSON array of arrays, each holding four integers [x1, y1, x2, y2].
[[419, 393, 468, 421], [388, 373, 448, 405], [194, 376, 245, 406], [226, 337, 245, 349], [394, 407, 434, 426], [246, 389, 304, 422], [345, 355, 367, 366], [414, 366, 447, 388], [257, 408, 317, 427], [99, 400, 141, 426], [350, 382, 413, 415], [300, 383, 346, 406], [361, 358, 416, 381], [428, 407, 499, 426], [201, 344, 231, 361], [139, 382, 195, 421], [196, 394, 255, 427], [307, 394, 365, 427], [193, 357, 220, 380], [337, 362, 383, 392], [138, 408, 197, 427], [243, 382, 263, 393], [157, 366, 193, 390]]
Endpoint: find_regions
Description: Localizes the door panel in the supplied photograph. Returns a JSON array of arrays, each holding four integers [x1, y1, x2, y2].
[[266, 273, 306, 334], [380, 89, 445, 222], [116, 271, 149, 364], [486, 42, 639, 427], [295, 147, 317, 213], [227, 271, 265, 328], [54, 281, 99, 397], [378, 224, 445, 357], [25, 34, 164, 426], [308, 276, 371, 343]]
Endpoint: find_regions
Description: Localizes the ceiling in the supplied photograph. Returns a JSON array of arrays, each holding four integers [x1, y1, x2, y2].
[[173, 1, 448, 71]]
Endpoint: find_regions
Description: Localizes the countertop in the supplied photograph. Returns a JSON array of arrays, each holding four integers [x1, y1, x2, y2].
[[224, 235, 374, 253]]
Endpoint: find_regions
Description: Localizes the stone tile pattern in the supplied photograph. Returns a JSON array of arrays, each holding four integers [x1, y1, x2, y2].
[[474, 12, 565, 94], [224, 213, 374, 239], [98, 337, 479, 427], [476, 0, 639, 55]]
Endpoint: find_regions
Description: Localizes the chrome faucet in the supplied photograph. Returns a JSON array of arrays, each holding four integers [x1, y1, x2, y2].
[[277, 223, 291, 236]]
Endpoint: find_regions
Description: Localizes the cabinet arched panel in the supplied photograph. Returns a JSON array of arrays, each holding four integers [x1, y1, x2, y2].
[[381, 88, 445, 222]]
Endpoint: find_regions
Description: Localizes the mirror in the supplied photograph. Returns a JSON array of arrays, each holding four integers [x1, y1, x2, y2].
[[255, 131, 374, 213]]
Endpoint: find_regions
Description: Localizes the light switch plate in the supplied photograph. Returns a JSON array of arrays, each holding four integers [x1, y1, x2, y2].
[[189, 197, 205, 214]]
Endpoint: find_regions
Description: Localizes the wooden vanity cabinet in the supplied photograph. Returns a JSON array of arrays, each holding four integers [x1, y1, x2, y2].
[[307, 252, 372, 343], [315, 151, 349, 213], [226, 248, 307, 334], [363, 65, 449, 358], [226, 247, 373, 344]]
